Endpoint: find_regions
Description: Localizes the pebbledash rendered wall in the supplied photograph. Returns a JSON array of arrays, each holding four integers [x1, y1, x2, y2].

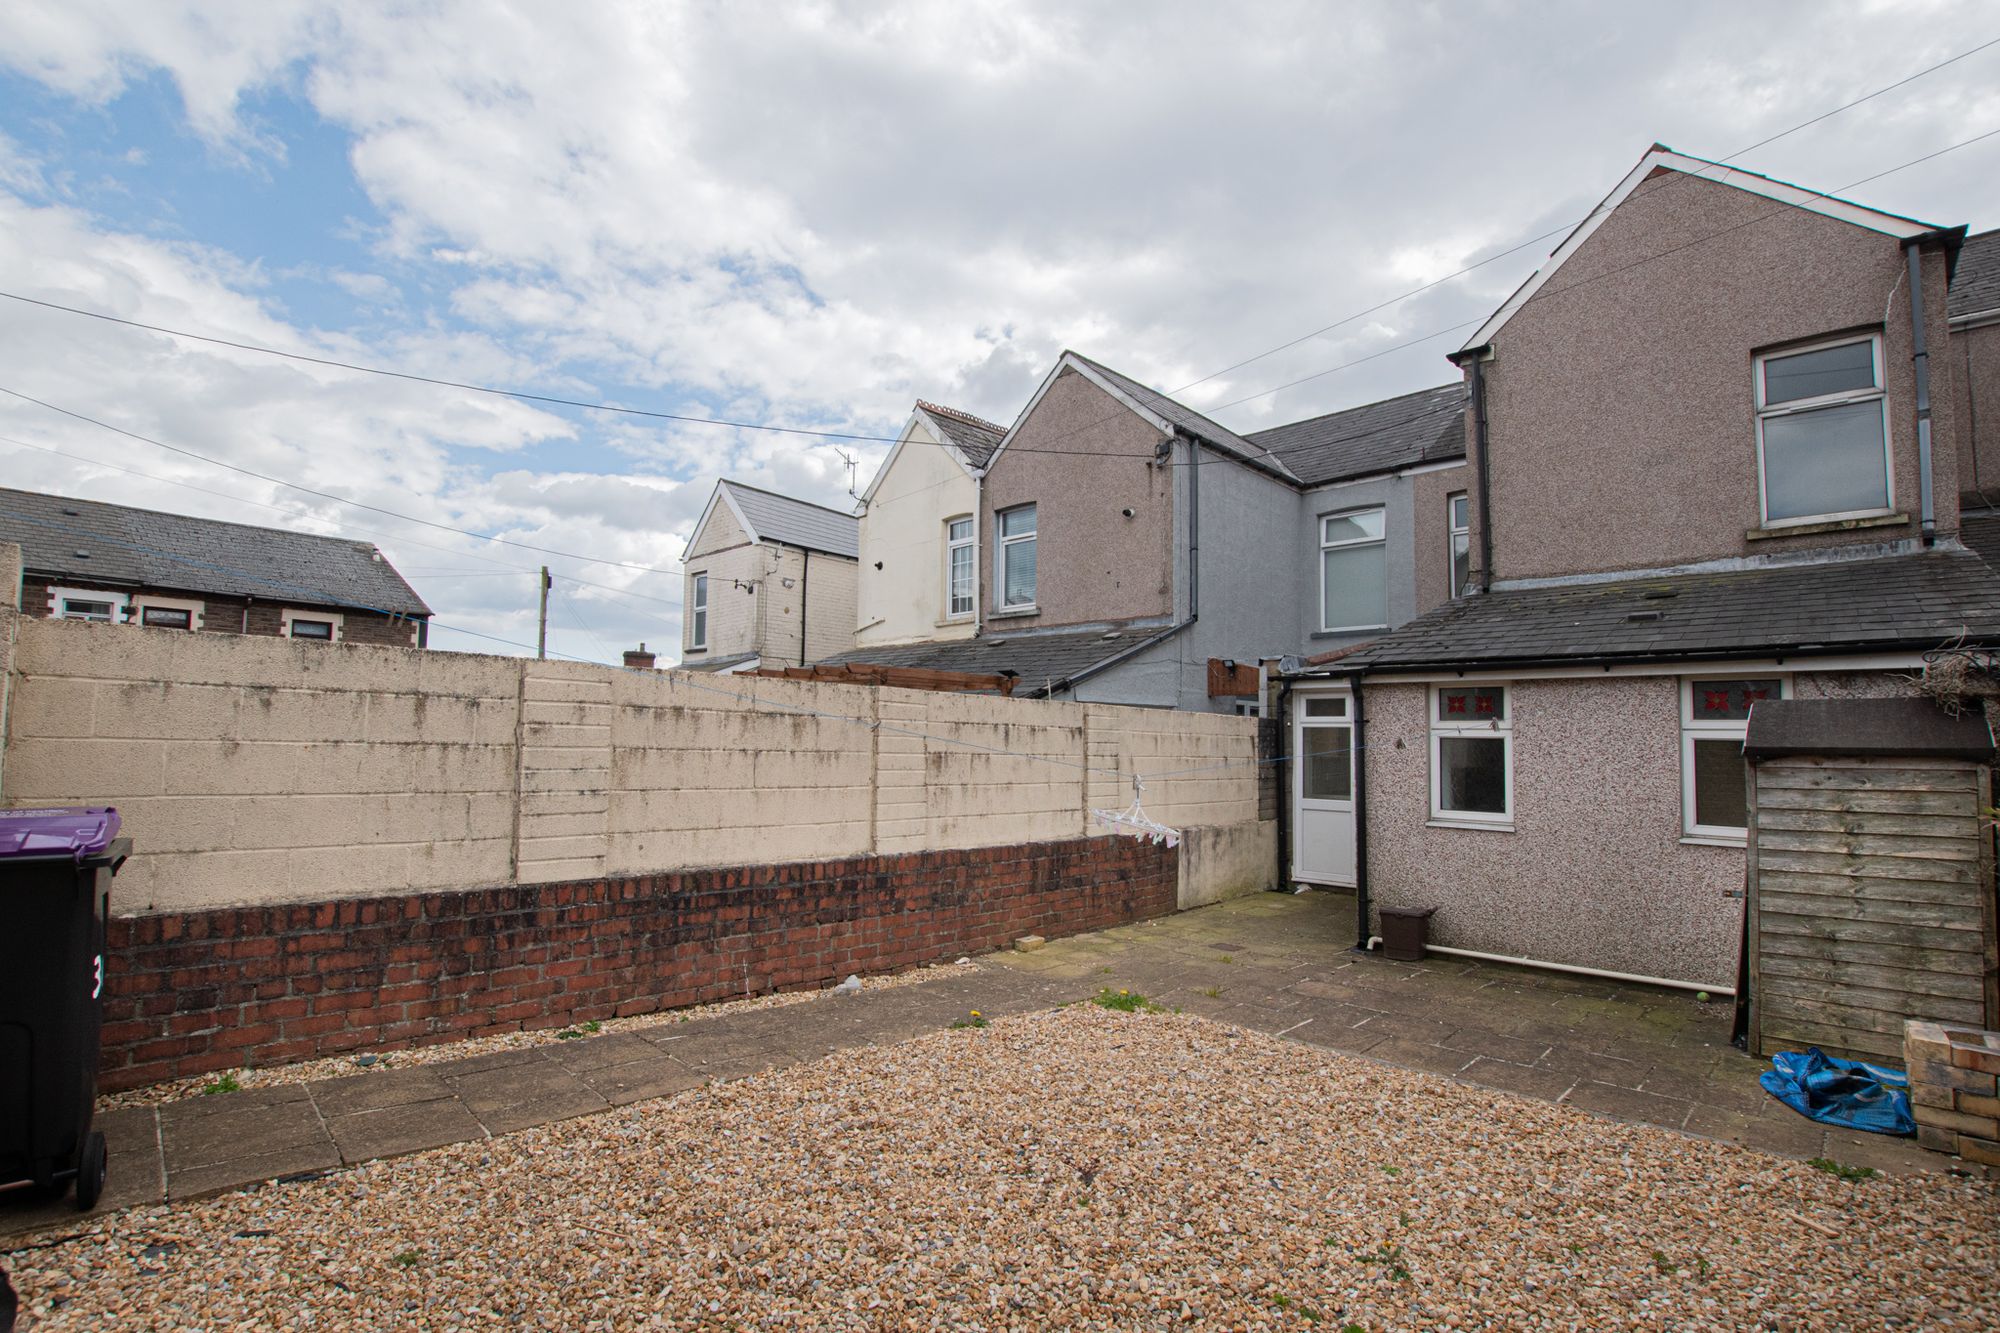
[[1362, 669, 1922, 989]]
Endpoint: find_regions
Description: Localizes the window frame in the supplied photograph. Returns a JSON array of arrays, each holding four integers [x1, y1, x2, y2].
[[1753, 333, 1893, 528], [281, 609, 342, 643], [47, 586, 129, 623], [133, 594, 205, 631], [688, 571, 709, 650], [944, 515, 975, 620], [1679, 674, 1790, 841], [1317, 504, 1388, 634], [1447, 492, 1470, 597], [1429, 683, 1513, 828], [996, 503, 1037, 611]]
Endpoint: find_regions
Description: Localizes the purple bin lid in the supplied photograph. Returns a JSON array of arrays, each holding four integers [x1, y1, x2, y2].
[[0, 806, 122, 860]]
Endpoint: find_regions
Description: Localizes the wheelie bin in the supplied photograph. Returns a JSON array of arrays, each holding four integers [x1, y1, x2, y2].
[[0, 807, 130, 1211]]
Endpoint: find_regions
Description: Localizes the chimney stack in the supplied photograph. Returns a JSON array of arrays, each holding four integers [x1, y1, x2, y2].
[[622, 642, 657, 671]]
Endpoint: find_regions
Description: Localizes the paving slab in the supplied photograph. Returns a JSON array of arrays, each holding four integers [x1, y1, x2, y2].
[[311, 1066, 456, 1118], [325, 1097, 486, 1163], [577, 1057, 705, 1107], [450, 1060, 608, 1136]]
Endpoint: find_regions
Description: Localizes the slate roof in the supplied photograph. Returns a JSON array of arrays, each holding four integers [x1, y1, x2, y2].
[[1950, 228, 2000, 321], [719, 480, 859, 559], [915, 401, 1007, 469], [817, 623, 1177, 697], [1339, 549, 2000, 673], [1064, 353, 1301, 483], [0, 485, 431, 616], [1246, 383, 1467, 487], [1960, 508, 2000, 573]]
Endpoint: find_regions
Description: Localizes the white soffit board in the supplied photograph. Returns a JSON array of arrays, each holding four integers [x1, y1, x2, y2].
[[1461, 148, 1937, 353]]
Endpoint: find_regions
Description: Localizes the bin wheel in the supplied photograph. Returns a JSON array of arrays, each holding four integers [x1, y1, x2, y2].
[[73, 1131, 106, 1211]]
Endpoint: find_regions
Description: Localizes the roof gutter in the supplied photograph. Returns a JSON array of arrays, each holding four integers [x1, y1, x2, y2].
[[1341, 637, 1943, 678]]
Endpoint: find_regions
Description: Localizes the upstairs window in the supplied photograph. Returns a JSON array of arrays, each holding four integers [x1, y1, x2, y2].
[[998, 505, 1037, 609], [1755, 334, 1891, 526], [1318, 507, 1386, 632], [689, 572, 709, 649], [1447, 492, 1470, 597], [946, 516, 974, 618]]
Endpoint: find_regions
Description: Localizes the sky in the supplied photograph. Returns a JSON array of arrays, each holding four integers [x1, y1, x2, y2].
[[0, 1, 1997, 664]]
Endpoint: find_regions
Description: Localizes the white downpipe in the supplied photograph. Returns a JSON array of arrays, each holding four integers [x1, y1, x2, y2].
[[1363, 936, 1732, 997]]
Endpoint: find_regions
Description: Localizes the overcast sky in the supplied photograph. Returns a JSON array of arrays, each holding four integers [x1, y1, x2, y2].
[[1, 2, 1996, 663]]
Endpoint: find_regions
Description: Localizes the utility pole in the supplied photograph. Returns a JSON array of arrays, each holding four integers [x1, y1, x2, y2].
[[537, 566, 551, 660]]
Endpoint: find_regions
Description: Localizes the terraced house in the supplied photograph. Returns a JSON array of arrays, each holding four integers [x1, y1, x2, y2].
[[1291, 147, 2000, 991]]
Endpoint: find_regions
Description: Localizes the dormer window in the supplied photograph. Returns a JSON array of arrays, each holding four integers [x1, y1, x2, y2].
[[1754, 334, 1891, 527]]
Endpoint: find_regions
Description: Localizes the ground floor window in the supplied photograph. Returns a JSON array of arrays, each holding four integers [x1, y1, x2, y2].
[[1681, 675, 1787, 838], [49, 586, 128, 622], [282, 609, 343, 642], [1430, 683, 1511, 824]]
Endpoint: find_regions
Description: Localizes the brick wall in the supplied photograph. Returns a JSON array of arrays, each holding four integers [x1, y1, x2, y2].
[[1907, 1021, 2000, 1167], [97, 833, 1177, 1091]]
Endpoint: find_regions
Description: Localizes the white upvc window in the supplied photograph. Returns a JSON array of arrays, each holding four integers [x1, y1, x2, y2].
[[1447, 493, 1470, 597], [945, 516, 974, 619], [1318, 506, 1386, 632], [1681, 675, 1788, 840], [282, 609, 342, 642], [133, 594, 204, 631], [688, 572, 709, 649], [997, 504, 1036, 609], [1754, 333, 1892, 527], [48, 587, 128, 622], [1429, 683, 1512, 826]]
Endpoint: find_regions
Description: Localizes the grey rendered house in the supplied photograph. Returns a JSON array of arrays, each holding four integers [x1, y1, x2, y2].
[[1292, 146, 2000, 992], [822, 351, 1469, 711]]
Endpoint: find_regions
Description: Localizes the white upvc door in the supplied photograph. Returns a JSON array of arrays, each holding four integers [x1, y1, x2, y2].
[[1291, 687, 1358, 887]]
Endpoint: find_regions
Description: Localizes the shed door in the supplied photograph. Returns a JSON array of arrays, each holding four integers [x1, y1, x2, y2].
[[1292, 690, 1357, 887]]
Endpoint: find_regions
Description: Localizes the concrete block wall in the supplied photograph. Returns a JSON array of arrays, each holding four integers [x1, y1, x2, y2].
[[1, 614, 1263, 915]]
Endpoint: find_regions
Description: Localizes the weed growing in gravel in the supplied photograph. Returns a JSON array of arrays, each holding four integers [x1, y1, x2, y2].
[[1355, 1244, 1411, 1282], [1090, 988, 1165, 1013], [1270, 1292, 1326, 1323], [201, 1072, 241, 1096], [1807, 1157, 1877, 1182], [1651, 1250, 1677, 1276], [553, 1020, 603, 1041], [1199, 986, 1224, 998], [1220, 954, 1235, 964], [950, 1011, 990, 1030], [392, 1251, 421, 1269]]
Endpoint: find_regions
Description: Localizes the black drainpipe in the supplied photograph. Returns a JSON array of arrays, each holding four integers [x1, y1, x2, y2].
[[1455, 348, 1496, 590], [1904, 239, 1938, 545], [798, 548, 811, 665], [1274, 674, 1293, 892], [1349, 668, 1372, 951]]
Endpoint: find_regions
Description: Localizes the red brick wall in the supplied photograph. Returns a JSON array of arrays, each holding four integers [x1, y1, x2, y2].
[[99, 835, 1176, 1091]]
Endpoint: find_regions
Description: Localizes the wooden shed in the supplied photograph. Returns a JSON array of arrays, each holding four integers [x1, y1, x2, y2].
[[1743, 698, 1999, 1062]]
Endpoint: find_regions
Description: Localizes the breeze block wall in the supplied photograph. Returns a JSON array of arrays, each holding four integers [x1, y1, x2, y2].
[[97, 834, 1177, 1091]]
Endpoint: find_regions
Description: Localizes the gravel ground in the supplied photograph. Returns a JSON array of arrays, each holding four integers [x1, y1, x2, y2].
[[99, 959, 975, 1109], [18, 1005, 1999, 1331]]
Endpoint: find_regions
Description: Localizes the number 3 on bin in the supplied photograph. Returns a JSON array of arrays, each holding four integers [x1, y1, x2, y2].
[[91, 954, 103, 1000]]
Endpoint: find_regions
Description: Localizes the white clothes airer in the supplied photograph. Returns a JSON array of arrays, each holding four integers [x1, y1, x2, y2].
[[1090, 775, 1181, 848]]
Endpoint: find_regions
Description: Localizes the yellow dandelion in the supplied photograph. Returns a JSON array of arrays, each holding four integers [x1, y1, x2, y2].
[[1120, 989, 1129, 996], [970, 1010, 982, 1018]]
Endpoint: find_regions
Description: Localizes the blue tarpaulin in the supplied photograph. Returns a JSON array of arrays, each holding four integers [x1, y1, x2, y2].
[[1759, 1047, 1914, 1136]]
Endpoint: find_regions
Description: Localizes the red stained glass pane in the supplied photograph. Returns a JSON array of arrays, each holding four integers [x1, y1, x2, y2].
[[1437, 685, 1506, 723], [1691, 678, 1781, 722]]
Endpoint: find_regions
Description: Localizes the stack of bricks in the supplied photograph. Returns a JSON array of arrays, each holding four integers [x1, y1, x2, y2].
[[1905, 1020, 2000, 1167]]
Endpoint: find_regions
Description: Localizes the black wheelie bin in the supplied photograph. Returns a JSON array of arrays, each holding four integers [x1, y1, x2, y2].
[[0, 807, 130, 1211]]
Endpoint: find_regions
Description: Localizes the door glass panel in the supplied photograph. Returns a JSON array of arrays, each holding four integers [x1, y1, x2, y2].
[[1304, 697, 1346, 718], [1302, 725, 1353, 800]]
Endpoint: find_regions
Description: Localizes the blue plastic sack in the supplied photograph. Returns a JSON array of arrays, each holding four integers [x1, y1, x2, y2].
[[1759, 1047, 1913, 1136]]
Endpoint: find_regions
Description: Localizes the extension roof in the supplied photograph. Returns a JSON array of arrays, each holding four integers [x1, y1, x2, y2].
[[0, 485, 431, 616], [1340, 549, 2000, 674], [816, 622, 1176, 698], [1949, 228, 2000, 323], [706, 479, 859, 560], [1246, 382, 1466, 487]]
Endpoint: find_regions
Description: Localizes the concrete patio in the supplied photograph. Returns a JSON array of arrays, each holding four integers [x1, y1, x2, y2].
[[1, 889, 1969, 1241]]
